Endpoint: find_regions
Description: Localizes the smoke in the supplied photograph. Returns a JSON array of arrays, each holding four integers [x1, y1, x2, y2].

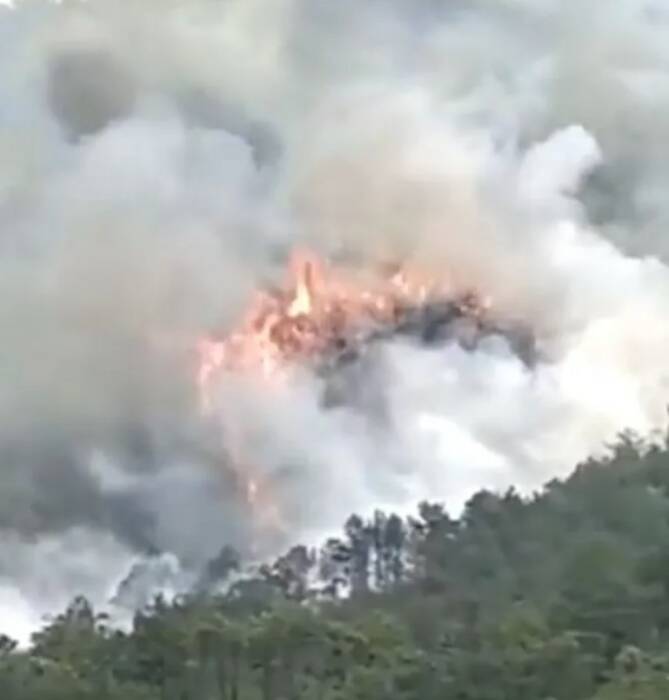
[[2, 0, 669, 641]]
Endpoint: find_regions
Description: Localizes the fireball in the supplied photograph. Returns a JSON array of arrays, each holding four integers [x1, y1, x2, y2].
[[196, 249, 489, 539]]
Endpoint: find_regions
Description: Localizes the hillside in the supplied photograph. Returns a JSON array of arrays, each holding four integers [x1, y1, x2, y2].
[[3, 433, 669, 699]]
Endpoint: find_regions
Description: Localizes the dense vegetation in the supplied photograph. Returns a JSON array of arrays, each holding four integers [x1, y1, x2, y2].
[[4, 432, 669, 699]]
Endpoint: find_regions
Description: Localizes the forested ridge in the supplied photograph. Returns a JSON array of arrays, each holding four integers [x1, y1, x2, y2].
[[5, 433, 669, 699]]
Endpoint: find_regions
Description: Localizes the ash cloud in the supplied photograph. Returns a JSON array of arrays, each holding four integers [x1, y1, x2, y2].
[[2, 0, 669, 641]]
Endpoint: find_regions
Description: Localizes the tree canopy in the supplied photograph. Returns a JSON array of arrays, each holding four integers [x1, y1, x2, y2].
[[4, 433, 669, 699]]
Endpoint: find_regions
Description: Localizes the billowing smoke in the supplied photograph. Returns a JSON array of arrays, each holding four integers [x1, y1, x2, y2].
[[2, 0, 669, 641]]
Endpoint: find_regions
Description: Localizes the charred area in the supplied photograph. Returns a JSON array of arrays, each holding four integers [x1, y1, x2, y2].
[[319, 294, 538, 370], [318, 293, 538, 414]]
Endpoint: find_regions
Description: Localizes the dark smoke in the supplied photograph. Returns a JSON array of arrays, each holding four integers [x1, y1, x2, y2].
[[48, 48, 137, 139], [1, 0, 669, 642]]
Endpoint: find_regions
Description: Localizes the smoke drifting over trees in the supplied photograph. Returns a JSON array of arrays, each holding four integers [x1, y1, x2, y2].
[[2, 0, 669, 638], [5, 435, 669, 699]]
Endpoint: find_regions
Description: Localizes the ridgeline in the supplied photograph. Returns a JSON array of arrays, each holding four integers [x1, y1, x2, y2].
[[4, 432, 669, 699]]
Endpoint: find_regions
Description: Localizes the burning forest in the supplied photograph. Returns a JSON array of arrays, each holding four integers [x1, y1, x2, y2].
[[2, 0, 669, 644], [196, 248, 537, 546]]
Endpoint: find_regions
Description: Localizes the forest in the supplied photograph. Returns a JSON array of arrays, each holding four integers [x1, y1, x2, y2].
[[4, 432, 669, 699]]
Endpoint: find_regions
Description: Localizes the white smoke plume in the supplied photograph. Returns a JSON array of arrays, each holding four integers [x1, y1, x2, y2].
[[2, 0, 669, 642]]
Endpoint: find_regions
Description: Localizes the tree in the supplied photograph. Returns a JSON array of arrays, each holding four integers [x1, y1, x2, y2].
[[6, 434, 669, 700]]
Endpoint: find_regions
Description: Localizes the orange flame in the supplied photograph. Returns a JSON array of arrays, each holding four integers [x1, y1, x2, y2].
[[287, 251, 320, 317], [195, 249, 486, 538], [197, 250, 451, 400]]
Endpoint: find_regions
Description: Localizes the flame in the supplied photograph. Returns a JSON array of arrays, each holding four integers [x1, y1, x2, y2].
[[196, 250, 453, 404], [195, 248, 487, 539], [287, 251, 319, 317]]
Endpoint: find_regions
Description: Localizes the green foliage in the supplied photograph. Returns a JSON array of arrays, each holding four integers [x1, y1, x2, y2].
[[592, 648, 669, 699], [3, 432, 669, 698]]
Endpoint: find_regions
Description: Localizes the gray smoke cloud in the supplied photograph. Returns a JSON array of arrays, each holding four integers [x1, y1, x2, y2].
[[2, 0, 669, 641]]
